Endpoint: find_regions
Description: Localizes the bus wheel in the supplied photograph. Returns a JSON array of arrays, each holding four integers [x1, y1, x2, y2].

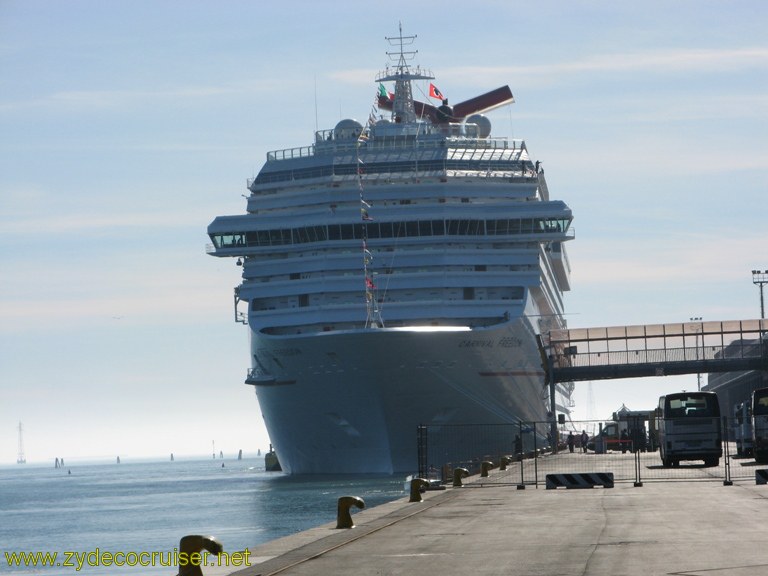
[[704, 458, 718, 467], [672, 460, 680, 467], [661, 457, 671, 468]]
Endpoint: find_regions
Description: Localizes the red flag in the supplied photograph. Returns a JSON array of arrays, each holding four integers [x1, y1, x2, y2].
[[429, 83, 444, 100]]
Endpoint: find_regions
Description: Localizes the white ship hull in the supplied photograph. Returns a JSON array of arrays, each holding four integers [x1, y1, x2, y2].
[[251, 318, 563, 474], [207, 31, 575, 475]]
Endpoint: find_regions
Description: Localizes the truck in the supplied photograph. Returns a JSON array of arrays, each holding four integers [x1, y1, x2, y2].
[[588, 410, 653, 453]]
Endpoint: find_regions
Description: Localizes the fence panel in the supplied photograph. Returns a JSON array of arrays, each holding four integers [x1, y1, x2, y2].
[[417, 418, 768, 486]]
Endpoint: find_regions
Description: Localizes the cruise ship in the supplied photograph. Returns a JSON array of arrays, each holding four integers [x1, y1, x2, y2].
[[207, 31, 575, 474]]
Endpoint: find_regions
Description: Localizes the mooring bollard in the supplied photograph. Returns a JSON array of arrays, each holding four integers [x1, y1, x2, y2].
[[336, 495, 365, 529], [480, 461, 494, 477], [177, 535, 223, 576], [499, 456, 511, 471], [409, 477, 430, 502], [453, 467, 469, 487]]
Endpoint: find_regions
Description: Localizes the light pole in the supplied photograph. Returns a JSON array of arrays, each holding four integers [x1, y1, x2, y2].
[[752, 270, 768, 319], [690, 317, 702, 391]]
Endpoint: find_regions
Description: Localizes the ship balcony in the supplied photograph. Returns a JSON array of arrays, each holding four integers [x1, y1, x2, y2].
[[245, 367, 275, 385]]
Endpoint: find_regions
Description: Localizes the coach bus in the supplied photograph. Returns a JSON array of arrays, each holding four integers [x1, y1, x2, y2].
[[751, 387, 768, 464], [657, 391, 721, 467]]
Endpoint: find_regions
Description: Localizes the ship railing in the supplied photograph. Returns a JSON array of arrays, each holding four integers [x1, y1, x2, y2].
[[249, 168, 541, 191], [263, 136, 528, 163], [267, 144, 317, 162], [537, 171, 550, 201], [245, 367, 275, 385], [560, 344, 763, 370]]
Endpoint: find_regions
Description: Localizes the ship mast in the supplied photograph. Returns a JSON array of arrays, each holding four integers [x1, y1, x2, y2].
[[17, 421, 26, 464], [376, 23, 434, 124]]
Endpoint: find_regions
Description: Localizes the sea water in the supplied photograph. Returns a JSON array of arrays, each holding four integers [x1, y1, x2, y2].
[[0, 457, 406, 575]]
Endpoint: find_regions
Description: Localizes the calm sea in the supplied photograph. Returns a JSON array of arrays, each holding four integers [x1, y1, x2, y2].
[[0, 457, 406, 575]]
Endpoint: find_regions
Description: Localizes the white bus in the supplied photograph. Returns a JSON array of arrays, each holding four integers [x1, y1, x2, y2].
[[657, 391, 721, 468], [751, 387, 768, 464]]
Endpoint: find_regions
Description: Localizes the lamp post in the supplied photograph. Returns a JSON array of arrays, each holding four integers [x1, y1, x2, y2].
[[690, 317, 702, 391], [752, 270, 768, 319]]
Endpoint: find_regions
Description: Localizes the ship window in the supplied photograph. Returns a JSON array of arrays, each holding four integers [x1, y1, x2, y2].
[[366, 223, 380, 239], [296, 227, 312, 244], [463, 287, 475, 300], [270, 229, 292, 245], [314, 226, 328, 242], [299, 294, 309, 307], [336, 224, 350, 239], [238, 213, 571, 251], [492, 220, 508, 235]]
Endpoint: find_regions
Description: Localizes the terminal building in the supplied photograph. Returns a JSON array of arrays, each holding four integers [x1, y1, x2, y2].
[[703, 335, 768, 416]]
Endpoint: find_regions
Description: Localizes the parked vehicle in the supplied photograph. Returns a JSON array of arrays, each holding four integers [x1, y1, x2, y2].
[[656, 391, 721, 467], [751, 387, 768, 464]]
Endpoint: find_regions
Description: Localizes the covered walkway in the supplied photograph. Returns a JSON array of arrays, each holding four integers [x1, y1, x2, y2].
[[539, 319, 767, 384]]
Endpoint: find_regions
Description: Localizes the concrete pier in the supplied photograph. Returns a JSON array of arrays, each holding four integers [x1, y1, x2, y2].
[[210, 469, 768, 576]]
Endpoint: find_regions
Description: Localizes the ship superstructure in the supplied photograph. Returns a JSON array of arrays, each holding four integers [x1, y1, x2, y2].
[[207, 30, 575, 473]]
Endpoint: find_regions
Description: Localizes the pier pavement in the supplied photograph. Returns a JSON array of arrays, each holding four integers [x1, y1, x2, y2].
[[210, 460, 768, 576]]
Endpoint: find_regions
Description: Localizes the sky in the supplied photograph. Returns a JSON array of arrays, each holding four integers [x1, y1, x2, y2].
[[1, 1, 766, 464]]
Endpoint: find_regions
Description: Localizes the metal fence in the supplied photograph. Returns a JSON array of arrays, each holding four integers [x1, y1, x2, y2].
[[416, 418, 768, 487]]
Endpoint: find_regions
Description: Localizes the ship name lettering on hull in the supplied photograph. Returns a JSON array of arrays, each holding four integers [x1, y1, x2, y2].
[[459, 337, 523, 348]]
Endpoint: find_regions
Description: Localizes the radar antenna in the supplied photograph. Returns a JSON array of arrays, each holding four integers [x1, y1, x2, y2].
[[376, 23, 433, 124]]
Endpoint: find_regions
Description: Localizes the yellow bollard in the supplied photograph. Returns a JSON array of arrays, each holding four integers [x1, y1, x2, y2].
[[500, 456, 510, 471], [481, 461, 494, 477], [177, 535, 223, 576], [452, 467, 469, 487], [409, 477, 430, 502], [336, 495, 365, 529]]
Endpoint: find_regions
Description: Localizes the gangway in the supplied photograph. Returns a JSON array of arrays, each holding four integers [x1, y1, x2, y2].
[[537, 319, 768, 446], [540, 319, 767, 383]]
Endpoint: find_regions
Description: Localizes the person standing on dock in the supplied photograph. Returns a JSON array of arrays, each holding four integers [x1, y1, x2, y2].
[[567, 432, 575, 453], [581, 430, 589, 453]]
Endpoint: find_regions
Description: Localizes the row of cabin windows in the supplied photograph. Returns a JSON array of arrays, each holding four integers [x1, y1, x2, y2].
[[252, 286, 526, 310], [254, 159, 531, 185], [212, 217, 570, 249]]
